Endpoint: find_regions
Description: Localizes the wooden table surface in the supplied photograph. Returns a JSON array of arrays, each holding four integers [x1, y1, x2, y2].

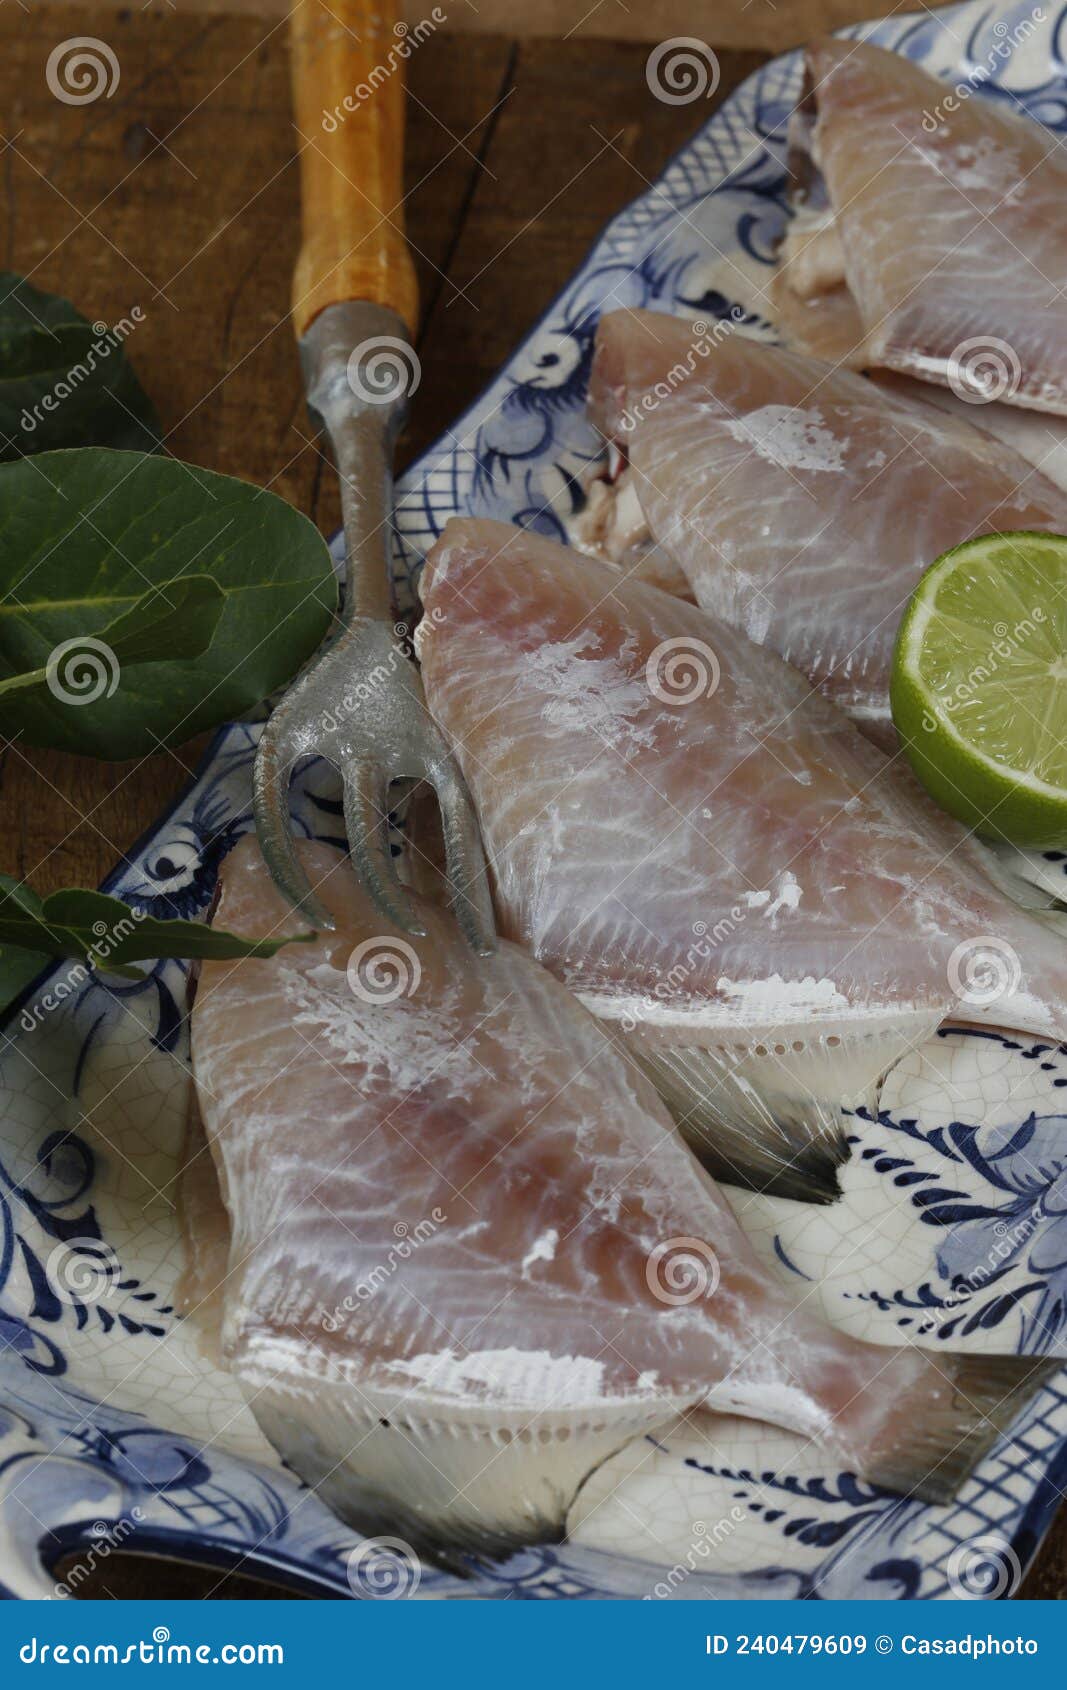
[[1, 3, 1062, 1600]]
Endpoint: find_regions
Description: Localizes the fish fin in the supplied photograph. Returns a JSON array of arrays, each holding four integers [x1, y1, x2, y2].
[[867, 1353, 1060, 1504], [629, 1043, 849, 1205], [240, 1332, 670, 1564], [971, 839, 1067, 922]]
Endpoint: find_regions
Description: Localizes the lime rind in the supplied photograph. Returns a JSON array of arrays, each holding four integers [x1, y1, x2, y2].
[[891, 531, 1067, 846]]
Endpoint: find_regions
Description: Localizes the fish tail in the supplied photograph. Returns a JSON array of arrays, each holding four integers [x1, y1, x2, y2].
[[863, 1352, 1060, 1504], [635, 1042, 848, 1203], [625, 1013, 944, 1206], [970, 838, 1067, 921]]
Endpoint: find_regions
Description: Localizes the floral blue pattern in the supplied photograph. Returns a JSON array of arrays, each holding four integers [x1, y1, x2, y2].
[[0, 0, 1064, 1602]]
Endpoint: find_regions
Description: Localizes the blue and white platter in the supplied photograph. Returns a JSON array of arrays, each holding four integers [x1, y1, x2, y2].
[[2, 0, 1067, 1602]]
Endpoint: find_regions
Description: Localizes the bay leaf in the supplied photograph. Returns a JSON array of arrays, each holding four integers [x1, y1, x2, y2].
[[0, 274, 160, 457], [0, 449, 338, 757], [0, 874, 313, 987], [0, 943, 52, 1016], [0, 574, 223, 701]]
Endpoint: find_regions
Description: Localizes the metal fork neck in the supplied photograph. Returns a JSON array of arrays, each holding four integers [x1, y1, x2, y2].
[[299, 301, 411, 628]]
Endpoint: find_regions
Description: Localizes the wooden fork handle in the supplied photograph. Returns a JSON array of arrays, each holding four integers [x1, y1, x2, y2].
[[289, 0, 419, 339]]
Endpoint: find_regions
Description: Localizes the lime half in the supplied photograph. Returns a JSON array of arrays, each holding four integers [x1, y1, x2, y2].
[[891, 531, 1067, 847]]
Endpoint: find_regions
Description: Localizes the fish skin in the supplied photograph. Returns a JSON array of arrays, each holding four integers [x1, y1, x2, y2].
[[587, 308, 1067, 739], [781, 37, 1067, 414], [192, 834, 1055, 1548], [418, 517, 1067, 1196]]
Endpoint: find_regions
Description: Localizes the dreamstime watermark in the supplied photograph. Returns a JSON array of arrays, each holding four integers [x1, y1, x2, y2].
[[19, 1632, 284, 1665], [918, 607, 1047, 724], [645, 1236, 720, 1306], [616, 914, 746, 1035], [646, 37, 720, 105], [347, 936, 422, 1004], [946, 1533, 1022, 1598], [346, 1536, 422, 1598], [921, 11, 1045, 131], [54, 1510, 145, 1598], [646, 636, 720, 705], [322, 11, 446, 131], [46, 636, 121, 706], [346, 335, 422, 406], [322, 1208, 446, 1332], [45, 36, 120, 105], [929, 1200, 1047, 1333], [646, 1508, 747, 1598], [946, 335, 1022, 403], [319, 611, 444, 733], [19, 906, 149, 1031], [947, 936, 1022, 1007], [616, 308, 744, 434], [45, 1237, 123, 1307], [20, 308, 145, 439]]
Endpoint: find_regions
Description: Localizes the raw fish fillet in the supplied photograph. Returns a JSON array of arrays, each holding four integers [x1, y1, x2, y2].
[[777, 37, 1067, 413], [587, 309, 1067, 740], [873, 373, 1067, 497], [418, 517, 1067, 1204], [191, 835, 1053, 1552]]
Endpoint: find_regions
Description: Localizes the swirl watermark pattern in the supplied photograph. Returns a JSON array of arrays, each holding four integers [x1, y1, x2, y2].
[[645, 1236, 720, 1306], [645, 636, 720, 705], [346, 336, 422, 406], [946, 1533, 1022, 1598], [46, 37, 120, 105], [46, 1237, 122, 1306], [645, 38, 720, 105], [346, 1536, 422, 1598], [946, 336, 1022, 404], [347, 937, 422, 1005], [46, 636, 120, 706], [947, 936, 1022, 1007]]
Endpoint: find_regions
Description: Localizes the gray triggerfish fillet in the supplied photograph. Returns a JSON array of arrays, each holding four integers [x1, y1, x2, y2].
[[587, 308, 1067, 742], [191, 835, 1054, 1553], [776, 36, 1067, 412], [418, 517, 1067, 1204]]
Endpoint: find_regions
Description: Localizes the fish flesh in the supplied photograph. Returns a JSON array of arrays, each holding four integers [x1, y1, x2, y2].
[[872, 374, 1067, 498], [191, 834, 1052, 1552], [776, 37, 1067, 413], [418, 516, 1067, 1204], [587, 308, 1067, 740]]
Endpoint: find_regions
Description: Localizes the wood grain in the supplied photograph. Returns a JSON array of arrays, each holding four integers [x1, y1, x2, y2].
[[19, 0, 909, 53], [0, 4, 509, 894], [0, 1, 1060, 1602], [289, 0, 420, 335]]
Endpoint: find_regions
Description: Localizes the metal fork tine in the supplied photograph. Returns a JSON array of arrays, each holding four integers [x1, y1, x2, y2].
[[344, 758, 427, 938], [254, 303, 494, 954], [252, 748, 337, 932], [433, 764, 497, 956]]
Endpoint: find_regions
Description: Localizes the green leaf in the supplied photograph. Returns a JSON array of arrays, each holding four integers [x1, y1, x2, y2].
[[0, 274, 160, 457], [0, 943, 51, 1016], [0, 574, 224, 701], [0, 874, 313, 983], [0, 449, 338, 757]]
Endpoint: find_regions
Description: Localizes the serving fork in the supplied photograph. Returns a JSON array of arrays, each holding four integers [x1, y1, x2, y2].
[[253, 0, 494, 952]]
